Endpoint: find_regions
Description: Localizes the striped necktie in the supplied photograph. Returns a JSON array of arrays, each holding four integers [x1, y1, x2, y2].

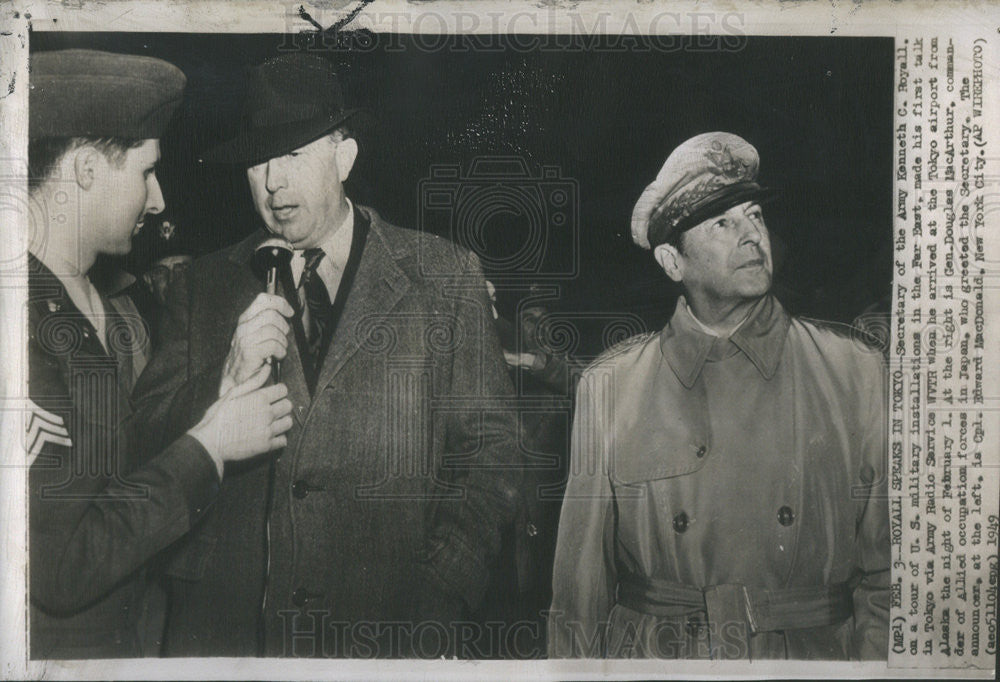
[[300, 248, 333, 373]]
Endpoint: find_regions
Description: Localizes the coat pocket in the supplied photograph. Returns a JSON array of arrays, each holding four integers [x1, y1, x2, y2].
[[610, 429, 712, 486]]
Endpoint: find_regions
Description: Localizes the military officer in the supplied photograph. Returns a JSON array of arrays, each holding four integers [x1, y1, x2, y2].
[[548, 132, 889, 660], [26, 49, 293, 658]]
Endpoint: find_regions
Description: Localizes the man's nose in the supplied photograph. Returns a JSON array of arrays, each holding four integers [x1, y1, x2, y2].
[[145, 175, 165, 215], [265, 158, 286, 193], [737, 214, 764, 245]]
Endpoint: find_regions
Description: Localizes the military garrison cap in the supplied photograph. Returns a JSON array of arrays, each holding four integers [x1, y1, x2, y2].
[[631, 132, 775, 250], [30, 49, 186, 139]]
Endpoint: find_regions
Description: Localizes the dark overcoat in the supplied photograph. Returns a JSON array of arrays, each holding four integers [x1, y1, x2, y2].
[[131, 206, 521, 657]]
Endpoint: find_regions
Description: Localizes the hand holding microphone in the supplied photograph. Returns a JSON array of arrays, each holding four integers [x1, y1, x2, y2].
[[191, 363, 294, 479], [218, 239, 294, 397]]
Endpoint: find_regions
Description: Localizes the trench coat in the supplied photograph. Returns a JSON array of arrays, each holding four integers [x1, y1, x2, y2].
[[130, 205, 521, 657], [27, 254, 220, 659], [548, 295, 889, 660]]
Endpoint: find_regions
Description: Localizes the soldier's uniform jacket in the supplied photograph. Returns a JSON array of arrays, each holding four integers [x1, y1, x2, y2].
[[27, 254, 219, 659], [548, 294, 889, 660]]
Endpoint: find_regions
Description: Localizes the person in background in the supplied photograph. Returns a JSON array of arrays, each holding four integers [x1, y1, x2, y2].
[[129, 211, 196, 345], [481, 281, 583, 657], [26, 49, 294, 659], [549, 132, 889, 660], [141, 217, 194, 308]]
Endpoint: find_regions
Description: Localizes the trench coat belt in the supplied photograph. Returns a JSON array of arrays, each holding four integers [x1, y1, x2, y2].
[[616, 572, 855, 634]]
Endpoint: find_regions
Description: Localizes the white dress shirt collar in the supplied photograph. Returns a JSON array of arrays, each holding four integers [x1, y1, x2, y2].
[[290, 199, 354, 292]]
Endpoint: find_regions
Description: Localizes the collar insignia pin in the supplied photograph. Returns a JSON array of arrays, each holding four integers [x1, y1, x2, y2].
[[159, 220, 176, 241]]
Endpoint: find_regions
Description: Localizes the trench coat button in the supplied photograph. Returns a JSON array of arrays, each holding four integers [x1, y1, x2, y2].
[[526, 522, 538, 537], [778, 505, 795, 526], [292, 587, 309, 607], [685, 615, 706, 637], [292, 480, 309, 499], [695, 445, 707, 458], [672, 511, 689, 533]]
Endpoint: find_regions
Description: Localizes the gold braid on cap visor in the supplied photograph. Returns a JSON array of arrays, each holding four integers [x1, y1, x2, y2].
[[646, 181, 774, 248]]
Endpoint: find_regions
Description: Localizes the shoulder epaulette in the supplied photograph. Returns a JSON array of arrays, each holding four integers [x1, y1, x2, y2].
[[587, 331, 656, 371], [798, 314, 887, 354]]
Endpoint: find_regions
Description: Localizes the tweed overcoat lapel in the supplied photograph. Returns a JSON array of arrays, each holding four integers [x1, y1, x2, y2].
[[223, 208, 413, 414], [312, 208, 411, 395]]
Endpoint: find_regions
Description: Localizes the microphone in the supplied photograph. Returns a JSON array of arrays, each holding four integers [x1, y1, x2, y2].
[[253, 237, 293, 381]]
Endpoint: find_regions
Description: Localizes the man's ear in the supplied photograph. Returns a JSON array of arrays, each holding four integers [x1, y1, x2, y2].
[[653, 243, 684, 283], [71, 146, 101, 191], [334, 137, 359, 182]]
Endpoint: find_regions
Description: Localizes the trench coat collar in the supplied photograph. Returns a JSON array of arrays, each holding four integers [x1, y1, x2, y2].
[[660, 294, 791, 388]]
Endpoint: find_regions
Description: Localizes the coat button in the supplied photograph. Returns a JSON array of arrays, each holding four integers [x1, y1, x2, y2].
[[695, 445, 707, 458], [526, 522, 538, 537], [672, 511, 689, 533], [685, 614, 707, 637], [778, 505, 795, 526], [292, 587, 323, 607], [292, 480, 309, 499]]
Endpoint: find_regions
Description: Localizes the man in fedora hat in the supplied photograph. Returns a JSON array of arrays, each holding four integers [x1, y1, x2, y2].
[[548, 132, 889, 660], [132, 53, 520, 657], [26, 48, 294, 659]]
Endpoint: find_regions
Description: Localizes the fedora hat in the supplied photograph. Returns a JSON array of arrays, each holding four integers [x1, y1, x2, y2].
[[202, 54, 362, 166]]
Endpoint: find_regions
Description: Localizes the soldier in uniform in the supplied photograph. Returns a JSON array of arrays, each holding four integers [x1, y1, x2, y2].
[[548, 132, 889, 660], [26, 49, 294, 659]]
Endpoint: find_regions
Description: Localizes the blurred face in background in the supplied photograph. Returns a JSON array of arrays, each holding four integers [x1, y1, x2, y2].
[[143, 254, 192, 306], [520, 305, 549, 352]]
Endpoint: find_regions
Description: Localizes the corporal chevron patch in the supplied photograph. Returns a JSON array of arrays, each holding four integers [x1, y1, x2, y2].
[[26, 400, 72, 466]]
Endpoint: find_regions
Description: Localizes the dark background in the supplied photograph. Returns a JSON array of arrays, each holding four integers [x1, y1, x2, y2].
[[32, 32, 894, 357]]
